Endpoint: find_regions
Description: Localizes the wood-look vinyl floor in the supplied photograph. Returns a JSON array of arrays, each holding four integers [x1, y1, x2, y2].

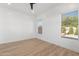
[[0, 38, 79, 56]]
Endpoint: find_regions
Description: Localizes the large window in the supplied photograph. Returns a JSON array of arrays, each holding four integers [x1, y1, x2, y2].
[[61, 10, 78, 39]]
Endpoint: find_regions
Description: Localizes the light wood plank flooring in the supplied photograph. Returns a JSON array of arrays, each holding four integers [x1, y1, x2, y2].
[[0, 38, 79, 56]]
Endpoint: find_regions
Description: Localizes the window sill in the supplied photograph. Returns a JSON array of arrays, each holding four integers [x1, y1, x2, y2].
[[61, 36, 78, 40]]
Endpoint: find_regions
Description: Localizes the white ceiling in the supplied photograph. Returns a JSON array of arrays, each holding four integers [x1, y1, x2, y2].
[[33, 3, 58, 15], [0, 3, 60, 16]]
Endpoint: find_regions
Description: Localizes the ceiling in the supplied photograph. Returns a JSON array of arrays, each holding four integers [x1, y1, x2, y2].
[[33, 3, 58, 15], [0, 3, 60, 16]]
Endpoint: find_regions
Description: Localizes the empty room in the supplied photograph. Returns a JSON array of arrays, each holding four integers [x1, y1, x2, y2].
[[0, 3, 79, 56]]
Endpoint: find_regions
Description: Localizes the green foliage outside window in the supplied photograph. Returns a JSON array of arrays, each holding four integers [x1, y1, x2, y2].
[[75, 28, 78, 35], [61, 26, 66, 33], [68, 27, 74, 34]]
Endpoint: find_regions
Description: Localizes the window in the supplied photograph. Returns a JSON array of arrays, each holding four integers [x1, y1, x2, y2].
[[61, 10, 78, 39], [38, 26, 42, 34]]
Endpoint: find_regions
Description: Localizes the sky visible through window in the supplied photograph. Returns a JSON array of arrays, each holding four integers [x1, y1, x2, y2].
[[64, 10, 78, 16]]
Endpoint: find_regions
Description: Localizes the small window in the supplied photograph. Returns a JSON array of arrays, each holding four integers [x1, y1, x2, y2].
[[61, 10, 78, 39], [38, 26, 42, 34]]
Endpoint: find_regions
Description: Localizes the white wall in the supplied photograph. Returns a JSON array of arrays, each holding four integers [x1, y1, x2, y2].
[[35, 3, 79, 52], [0, 5, 34, 44]]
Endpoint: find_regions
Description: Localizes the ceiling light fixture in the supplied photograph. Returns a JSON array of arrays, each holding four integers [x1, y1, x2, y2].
[[30, 3, 36, 13]]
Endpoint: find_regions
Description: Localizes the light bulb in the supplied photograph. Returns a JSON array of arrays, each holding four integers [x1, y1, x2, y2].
[[31, 10, 34, 14], [8, 3, 11, 5]]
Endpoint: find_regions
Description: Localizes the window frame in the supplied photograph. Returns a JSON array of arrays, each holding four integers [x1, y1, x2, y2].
[[61, 10, 79, 40]]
